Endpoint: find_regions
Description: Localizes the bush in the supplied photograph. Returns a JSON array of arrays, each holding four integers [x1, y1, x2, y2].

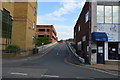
[[6, 44, 21, 53]]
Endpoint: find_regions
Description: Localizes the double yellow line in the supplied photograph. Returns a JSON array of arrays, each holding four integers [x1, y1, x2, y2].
[[64, 44, 120, 77]]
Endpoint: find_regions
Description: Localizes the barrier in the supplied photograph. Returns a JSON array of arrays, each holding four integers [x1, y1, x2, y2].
[[66, 42, 85, 63]]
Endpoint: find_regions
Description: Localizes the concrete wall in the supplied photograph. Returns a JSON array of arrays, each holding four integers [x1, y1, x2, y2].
[[91, 1, 97, 32], [91, 42, 97, 64], [90, 1, 97, 64]]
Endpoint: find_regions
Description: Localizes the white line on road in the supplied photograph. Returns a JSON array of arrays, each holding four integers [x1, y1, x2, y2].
[[28, 57, 31, 59], [41, 75, 59, 78], [23, 59, 28, 61], [11, 72, 28, 76]]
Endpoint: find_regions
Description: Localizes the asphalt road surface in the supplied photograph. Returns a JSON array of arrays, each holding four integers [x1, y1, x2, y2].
[[2, 43, 119, 79]]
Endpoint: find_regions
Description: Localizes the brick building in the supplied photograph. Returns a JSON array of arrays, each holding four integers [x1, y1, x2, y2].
[[74, 1, 120, 64], [36, 25, 57, 42], [1, 1, 37, 52]]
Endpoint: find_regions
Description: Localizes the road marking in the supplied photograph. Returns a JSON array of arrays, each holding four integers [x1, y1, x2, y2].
[[24, 59, 28, 61], [64, 45, 120, 77], [64, 56, 120, 77], [56, 46, 61, 55], [28, 57, 31, 59], [76, 77, 88, 79], [41, 75, 59, 78], [11, 72, 28, 76]]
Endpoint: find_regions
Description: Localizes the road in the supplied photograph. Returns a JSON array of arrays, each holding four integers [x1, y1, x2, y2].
[[2, 43, 119, 79]]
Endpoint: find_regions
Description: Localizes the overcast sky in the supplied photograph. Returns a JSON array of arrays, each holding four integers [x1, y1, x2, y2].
[[37, 0, 85, 40]]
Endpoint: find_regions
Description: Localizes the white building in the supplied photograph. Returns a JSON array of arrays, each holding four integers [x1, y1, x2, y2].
[[91, 1, 120, 64]]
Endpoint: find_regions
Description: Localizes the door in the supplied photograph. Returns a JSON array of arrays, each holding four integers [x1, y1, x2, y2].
[[97, 42, 105, 64]]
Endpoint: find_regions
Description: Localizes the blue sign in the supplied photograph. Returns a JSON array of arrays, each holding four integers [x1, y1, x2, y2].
[[92, 32, 108, 41]]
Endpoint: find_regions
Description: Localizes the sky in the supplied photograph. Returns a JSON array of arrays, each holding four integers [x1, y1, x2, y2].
[[37, 0, 85, 40]]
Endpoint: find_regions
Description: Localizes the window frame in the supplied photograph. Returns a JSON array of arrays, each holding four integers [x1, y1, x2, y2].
[[78, 25, 81, 32], [97, 5, 120, 24]]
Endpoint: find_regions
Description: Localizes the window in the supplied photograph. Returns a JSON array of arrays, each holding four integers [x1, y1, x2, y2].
[[38, 29, 45, 32], [32, 36, 34, 43], [97, 5, 119, 24], [113, 6, 119, 23], [97, 6, 104, 23], [108, 42, 120, 60], [74, 32, 76, 36], [78, 25, 80, 31], [53, 30, 56, 36], [82, 36, 86, 42], [47, 35, 49, 38], [85, 11, 89, 22], [34, 8, 37, 15], [32, 23, 35, 29], [77, 41, 82, 50], [105, 6, 112, 23], [38, 35, 44, 37], [2, 9, 12, 39], [47, 29, 50, 32]]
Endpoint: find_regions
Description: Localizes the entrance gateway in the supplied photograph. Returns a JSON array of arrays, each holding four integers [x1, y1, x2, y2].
[[92, 32, 108, 64], [97, 42, 104, 64]]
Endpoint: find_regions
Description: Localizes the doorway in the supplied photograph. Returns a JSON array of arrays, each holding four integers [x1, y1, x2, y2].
[[97, 42, 105, 64]]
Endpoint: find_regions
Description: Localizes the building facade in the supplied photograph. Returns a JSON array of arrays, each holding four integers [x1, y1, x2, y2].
[[1, 1, 37, 52], [1, 2, 14, 51], [74, 1, 120, 64], [12, 2, 37, 51], [36, 25, 57, 42]]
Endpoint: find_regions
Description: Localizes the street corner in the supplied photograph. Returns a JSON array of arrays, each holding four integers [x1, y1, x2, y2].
[[64, 52, 120, 77], [64, 52, 85, 67]]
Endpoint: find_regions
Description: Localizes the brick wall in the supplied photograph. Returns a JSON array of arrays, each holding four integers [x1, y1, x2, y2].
[[36, 25, 57, 43]]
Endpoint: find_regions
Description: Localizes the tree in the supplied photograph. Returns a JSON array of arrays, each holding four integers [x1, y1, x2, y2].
[[34, 35, 51, 47]]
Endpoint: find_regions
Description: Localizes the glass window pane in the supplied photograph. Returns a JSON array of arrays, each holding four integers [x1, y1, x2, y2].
[[113, 17, 120, 23], [86, 11, 89, 22], [105, 6, 112, 17], [97, 17, 104, 23], [105, 17, 112, 23], [97, 6, 104, 17], [113, 6, 119, 17]]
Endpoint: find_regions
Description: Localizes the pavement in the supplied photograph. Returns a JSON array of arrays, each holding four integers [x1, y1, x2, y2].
[[66, 49, 119, 70], [66, 43, 120, 77], [2, 43, 119, 79]]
